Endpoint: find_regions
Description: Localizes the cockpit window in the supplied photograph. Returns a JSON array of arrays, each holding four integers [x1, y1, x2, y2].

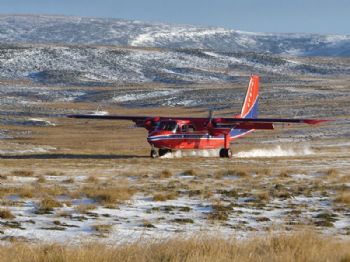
[[158, 121, 178, 132], [181, 124, 195, 132]]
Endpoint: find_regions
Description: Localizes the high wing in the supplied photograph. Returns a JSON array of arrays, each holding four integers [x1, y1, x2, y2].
[[67, 114, 330, 131], [210, 117, 330, 130], [67, 114, 149, 122], [67, 114, 153, 129]]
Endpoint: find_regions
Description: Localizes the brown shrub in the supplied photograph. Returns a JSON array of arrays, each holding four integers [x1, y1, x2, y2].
[[76, 204, 97, 214], [11, 170, 34, 177], [36, 198, 62, 214], [18, 186, 35, 198], [153, 192, 178, 201], [92, 224, 113, 236], [182, 169, 197, 176], [37, 184, 67, 197], [256, 168, 272, 176], [45, 171, 64, 176], [85, 175, 99, 183], [63, 177, 75, 184], [215, 169, 248, 178], [208, 202, 231, 221], [37, 175, 46, 183], [255, 191, 270, 201], [0, 209, 15, 219], [326, 168, 339, 177], [335, 191, 350, 206], [279, 170, 290, 178], [82, 185, 135, 205], [157, 170, 172, 179]]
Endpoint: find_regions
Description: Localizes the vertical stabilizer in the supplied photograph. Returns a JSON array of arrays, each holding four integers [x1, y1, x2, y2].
[[240, 75, 259, 118]]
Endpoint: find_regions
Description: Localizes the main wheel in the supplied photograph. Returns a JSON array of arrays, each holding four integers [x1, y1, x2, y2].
[[159, 148, 171, 157], [150, 149, 158, 158], [219, 148, 232, 158]]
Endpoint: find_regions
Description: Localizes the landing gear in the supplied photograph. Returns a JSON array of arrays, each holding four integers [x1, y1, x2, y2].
[[150, 148, 172, 158], [158, 148, 171, 157], [219, 148, 232, 158], [219, 133, 232, 158], [150, 149, 158, 158]]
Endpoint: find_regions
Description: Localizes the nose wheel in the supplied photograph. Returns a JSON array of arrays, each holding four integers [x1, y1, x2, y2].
[[219, 148, 232, 158], [150, 149, 158, 158], [150, 148, 172, 158]]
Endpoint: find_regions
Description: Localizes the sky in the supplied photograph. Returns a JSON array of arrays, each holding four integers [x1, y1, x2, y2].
[[1, 0, 350, 35]]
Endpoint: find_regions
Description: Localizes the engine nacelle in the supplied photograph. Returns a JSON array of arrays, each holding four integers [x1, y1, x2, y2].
[[143, 117, 161, 131]]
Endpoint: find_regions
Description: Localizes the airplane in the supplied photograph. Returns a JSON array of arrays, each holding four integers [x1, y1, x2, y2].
[[68, 75, 329, 158]]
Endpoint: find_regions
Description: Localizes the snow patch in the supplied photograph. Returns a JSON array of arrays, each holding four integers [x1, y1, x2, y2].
[[0, 146, 56, 155], [28, 118, 56, 126], [113, 90, 179, 102]]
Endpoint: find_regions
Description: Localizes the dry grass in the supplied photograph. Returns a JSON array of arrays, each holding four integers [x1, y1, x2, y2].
[[18, 186, 35, 198], [156, 170, 173, 179], [0, 232, 347, 261], [36, 175, 46, 183], [76, 204, 97, 214], [279, 169, 291, 178], [92, 224, 113, 236], [326, 168, 339, 177], [37, 184, 68, 197], [45, 171, 64, 176], [255, 190, 270, 202], [63, 177, 75, 184], [207, 202, 231, 221], [182, 169, 197, 176], [0, 209, 15, 219], [11, 170, 34, 177], [85, 175, 99, 183], [153, 192, 178, 201], [81, 184, 135, 205], [215, 168, 249, 178], [335, 191, 350, 206], [36, 197, 63, 214], [142, 220, 156, 228], [0, 184, 66, 199], [256, 168, 272, 176]]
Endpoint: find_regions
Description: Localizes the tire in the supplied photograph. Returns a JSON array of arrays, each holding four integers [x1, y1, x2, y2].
[[219, 148, 232, 158], [158, 148, 171, 157]]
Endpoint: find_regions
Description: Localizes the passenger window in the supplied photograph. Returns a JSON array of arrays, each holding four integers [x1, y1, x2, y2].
[[188, 125, 195, 132], [181, 125, 188, 132]]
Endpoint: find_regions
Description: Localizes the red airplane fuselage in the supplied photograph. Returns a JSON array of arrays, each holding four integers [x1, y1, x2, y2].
[[147, 119, 252, 150]]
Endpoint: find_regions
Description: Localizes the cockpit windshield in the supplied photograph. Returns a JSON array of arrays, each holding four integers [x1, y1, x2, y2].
[[158, 121, 178, 132]]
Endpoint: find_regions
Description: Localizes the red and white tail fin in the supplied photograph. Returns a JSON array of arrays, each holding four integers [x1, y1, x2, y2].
[[240, 75, 259, 118]]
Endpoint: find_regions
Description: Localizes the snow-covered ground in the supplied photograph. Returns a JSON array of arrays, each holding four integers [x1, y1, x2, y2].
[[1, 14, 350, 56], [1, 44, 349, 86], [1, 167, 349, 244]]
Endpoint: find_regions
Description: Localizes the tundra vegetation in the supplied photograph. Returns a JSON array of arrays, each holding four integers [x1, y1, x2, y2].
[[0, 68, 349, 260]]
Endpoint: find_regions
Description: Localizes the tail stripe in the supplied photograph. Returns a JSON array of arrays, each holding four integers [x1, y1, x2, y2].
[[240, 75, 259, 119]]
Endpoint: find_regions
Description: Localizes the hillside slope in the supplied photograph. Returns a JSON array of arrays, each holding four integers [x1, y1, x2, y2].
[[1, 14, 350, 56]]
